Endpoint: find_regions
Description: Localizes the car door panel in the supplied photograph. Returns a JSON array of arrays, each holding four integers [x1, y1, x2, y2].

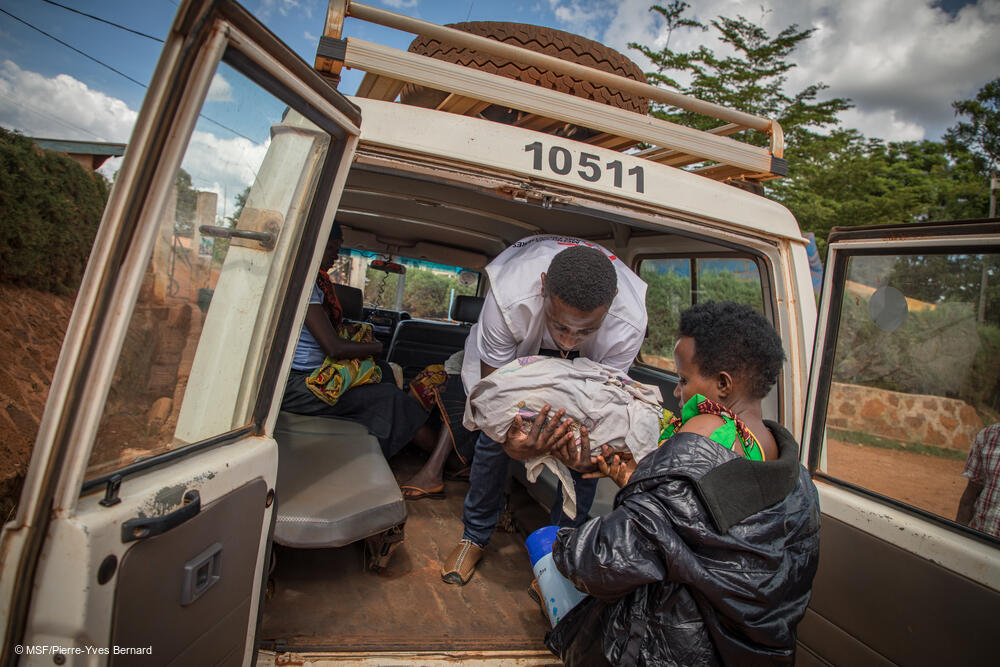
[[110, 478, 267, 666], [804, 512, 995, 665], [797, 608, 895, 667], [797, 221, 1000, 665], [20, 439, 275, 665], [0, 2, 361, 664]]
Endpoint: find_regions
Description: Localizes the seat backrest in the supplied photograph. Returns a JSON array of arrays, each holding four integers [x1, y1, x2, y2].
[[387, 321, 471, 380], [386, 296, 482, 381], [333, 283, 364, 320], [451, 295, 484, 324]]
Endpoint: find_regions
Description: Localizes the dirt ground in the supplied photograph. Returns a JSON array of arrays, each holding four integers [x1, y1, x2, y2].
[[826, 438, 967, 520], [0, 282, 970, 527], [0, 284, 75, 519]]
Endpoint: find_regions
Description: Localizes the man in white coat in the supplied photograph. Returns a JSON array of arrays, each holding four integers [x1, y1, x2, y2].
[[441, 235, 648, 586]]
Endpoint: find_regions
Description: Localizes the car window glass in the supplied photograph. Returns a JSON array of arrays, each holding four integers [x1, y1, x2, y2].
[[330, 249, 480, 319], [817, 251, 1000, 540], [87, 63, 332, 479], [639, 256, 763, 371]]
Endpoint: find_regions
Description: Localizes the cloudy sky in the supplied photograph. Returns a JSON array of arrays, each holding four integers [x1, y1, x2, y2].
[[0, 0, 996, 212]]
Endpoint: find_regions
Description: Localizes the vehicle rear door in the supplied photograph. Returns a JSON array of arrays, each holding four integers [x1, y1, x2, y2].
[[0, 1, 361, 664], [797, 220, 1000, 665]]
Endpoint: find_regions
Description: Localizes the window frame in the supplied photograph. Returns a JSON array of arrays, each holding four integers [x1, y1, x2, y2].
[[632, 246, 784, 422], [806, 241, 1000, 549], [633, 249, 775, 357], [79, 14, 360, 495], [635, 251, 768, 307]]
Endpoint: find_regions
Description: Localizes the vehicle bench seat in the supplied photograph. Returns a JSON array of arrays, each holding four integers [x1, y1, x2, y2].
[[387, 295, 484, 381], [273, 411, 406, 548]]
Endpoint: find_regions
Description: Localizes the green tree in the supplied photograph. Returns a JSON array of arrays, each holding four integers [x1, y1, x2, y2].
[[630, 2, 850, 147], [699, 270, 763, 308], [945, 78, 1000, 219], [946, 78, 1000, 175], [640, 268, 689, 358], [174, 169, 197, 234], [227, 186, 250, 226], [768, 131, 989, 253], [402, 268, 450, 318], [629, 3, 994, 252], [890, 253, 1000, 326], [0, 128, 110, 292]]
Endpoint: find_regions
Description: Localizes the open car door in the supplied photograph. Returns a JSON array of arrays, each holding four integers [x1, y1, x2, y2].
[[797, 220, 1000, 665], [0, 1, 361, 664]]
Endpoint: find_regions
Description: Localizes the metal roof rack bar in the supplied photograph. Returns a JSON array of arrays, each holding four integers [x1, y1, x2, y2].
[[344, 39, 780, 174], [345, 2, 774, 135], [315, 0, 787, 179]]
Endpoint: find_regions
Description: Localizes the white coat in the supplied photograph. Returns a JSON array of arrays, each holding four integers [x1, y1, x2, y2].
[[460, 235, 648, 393]]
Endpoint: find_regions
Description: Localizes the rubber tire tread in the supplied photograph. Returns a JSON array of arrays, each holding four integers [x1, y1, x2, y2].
[[400, 21, 649, 115]]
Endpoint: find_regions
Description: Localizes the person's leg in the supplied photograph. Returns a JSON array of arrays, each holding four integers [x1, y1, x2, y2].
[[401, 426, 451, 497], [281, 370, 329, 414], [439, 377, 476, 474], [309, 381, 428, 459], [460, 432, 511, 546], [550, 471, 599, 528], [442, 431, 507, 585]]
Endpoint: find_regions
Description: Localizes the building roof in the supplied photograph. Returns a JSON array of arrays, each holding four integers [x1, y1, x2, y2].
[[30, 138, 127, 157]]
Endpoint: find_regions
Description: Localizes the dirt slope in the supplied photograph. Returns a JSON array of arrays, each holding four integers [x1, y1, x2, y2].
[[0, 284, 75, 518]]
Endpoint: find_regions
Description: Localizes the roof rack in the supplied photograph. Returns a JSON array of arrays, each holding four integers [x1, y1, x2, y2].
[[313, 1, 787, 182]]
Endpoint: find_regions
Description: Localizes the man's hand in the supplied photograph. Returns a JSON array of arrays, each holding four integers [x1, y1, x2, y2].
[[502, 405, 567, 461], [588, 444, 636, 487]]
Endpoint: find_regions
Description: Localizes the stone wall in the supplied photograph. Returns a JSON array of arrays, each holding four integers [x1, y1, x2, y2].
[[827, 382, 984, 452]]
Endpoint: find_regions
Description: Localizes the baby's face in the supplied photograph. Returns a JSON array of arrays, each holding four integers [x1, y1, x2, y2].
[[672, 336, 720, 405]]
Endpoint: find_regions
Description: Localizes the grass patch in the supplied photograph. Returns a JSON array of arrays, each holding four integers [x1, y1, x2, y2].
[[827, 428, 968, 461]]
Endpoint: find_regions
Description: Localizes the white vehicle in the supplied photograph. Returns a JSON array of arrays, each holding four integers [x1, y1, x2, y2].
[[1, 1, 996, 665]]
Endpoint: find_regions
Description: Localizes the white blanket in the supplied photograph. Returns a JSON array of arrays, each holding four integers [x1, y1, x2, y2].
[[464, 356, 663, 518]]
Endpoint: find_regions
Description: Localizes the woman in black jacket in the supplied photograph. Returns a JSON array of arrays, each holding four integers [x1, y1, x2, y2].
[[544, 301, 821, 666]]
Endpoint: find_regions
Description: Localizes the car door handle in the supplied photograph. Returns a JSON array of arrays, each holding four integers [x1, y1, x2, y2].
[[121, 489, 201, 543], [199, 224, 276, 250]]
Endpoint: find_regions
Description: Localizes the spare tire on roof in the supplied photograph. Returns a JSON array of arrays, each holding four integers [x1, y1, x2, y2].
[[399, 21, 649, 136]]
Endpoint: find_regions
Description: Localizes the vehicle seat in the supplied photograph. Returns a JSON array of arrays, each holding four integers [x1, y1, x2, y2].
[[387, 295, 484, 381], [272, 411, 406, 549], [333, 283, 364, 321]]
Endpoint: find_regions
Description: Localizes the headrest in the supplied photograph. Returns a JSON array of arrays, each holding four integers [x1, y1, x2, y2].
[[451, 295, 484, 323], [333, 283, 364, 320]]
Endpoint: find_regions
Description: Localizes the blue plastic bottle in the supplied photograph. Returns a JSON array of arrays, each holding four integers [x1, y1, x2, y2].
[[525, 525, 586, 627]]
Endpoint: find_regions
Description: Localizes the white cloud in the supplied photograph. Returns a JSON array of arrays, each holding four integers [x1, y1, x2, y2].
[[546, 0, 613, 40], [0, 59, 136, 142], [256, 0, 313, 21], [97, 156, 123, 182], [0, 61, 270, 219], [181, 130, 271, 218], [839, 108, 926, 143], [207, 73, 234, 103], [553, 0, 1000, 142], [379, 0, 419, 9]]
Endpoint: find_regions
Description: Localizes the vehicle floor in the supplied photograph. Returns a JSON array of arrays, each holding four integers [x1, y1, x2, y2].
[[259, 446, 553, 652]]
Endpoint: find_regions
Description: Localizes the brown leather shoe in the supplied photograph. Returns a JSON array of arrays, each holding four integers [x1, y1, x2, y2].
[[528, 577, 548, 621], [441, 539, 484, 585]]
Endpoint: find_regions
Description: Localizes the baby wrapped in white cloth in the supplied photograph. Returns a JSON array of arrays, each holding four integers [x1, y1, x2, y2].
[[463, 356, 665, 519]]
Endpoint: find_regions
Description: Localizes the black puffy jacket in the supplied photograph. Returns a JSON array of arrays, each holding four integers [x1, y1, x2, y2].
[[550, 420, 820, 666]]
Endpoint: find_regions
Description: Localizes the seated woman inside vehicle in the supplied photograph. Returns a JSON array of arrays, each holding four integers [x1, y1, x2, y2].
[[539, 301, 821, 665], [281, 223, 437, 460]]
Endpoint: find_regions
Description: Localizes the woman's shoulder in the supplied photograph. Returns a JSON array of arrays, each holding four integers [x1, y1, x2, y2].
[[677, 413, 727, 439]]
